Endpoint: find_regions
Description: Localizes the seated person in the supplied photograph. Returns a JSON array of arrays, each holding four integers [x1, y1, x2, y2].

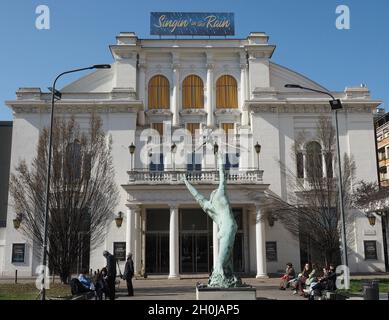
[[310, 264, 337, 299], [78, 269, 95, 291], [292, 263, 311, 295], [279, 263, 296, 290], [304, 263, 319, 285]]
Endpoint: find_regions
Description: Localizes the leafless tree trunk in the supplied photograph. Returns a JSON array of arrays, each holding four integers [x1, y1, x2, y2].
[[263, 116, 356, 266], [10, 115, 119, 283]]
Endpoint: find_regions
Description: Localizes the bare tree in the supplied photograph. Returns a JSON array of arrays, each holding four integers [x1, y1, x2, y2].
[[10, 115, 119, 283], [353, 181, 389, 213], [263, 116, 356, 266]]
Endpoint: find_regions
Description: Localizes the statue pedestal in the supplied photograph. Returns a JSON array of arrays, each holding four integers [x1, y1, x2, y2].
[[196, 286, 256, 300]]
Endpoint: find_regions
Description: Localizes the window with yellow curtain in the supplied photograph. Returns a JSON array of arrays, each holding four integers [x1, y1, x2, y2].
[[148, 75, 170, 109], [182, 75, 204, 109], [216, 75, 238, 109], [221, 123, 235, 142], [152, 123, 164, 137], [187, 123, 200, 136]]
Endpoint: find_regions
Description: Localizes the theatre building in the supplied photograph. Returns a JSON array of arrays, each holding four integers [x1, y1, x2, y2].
[[0, 30, 387, 278]]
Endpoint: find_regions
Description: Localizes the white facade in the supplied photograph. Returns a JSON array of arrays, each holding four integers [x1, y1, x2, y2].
[[0, 31, 386, 278]]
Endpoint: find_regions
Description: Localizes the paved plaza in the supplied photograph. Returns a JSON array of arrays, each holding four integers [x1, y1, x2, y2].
[[115, 277, 305, 300]]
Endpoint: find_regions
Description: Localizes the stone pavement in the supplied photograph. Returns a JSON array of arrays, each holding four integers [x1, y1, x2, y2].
[[115, 277, 305, 300]]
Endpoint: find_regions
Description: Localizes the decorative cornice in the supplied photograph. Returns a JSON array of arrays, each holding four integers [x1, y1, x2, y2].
[[180, 109, 207, 116], [145, 109, 173, 117], [246, 101, 378, 114], [214, 109, 241, 116], [6, 100, 142, 114]]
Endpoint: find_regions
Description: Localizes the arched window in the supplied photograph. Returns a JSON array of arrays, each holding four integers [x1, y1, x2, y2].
[[306, 141, 323, 179], [216, 75, 238, 109], [148, 75, 170, 109], [296, 152, 304, 178], [325, 151, 333, 178], [182, 75, 204, 109]]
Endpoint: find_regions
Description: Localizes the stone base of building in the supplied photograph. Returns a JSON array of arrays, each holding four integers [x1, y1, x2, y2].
[[196, 286, 257, 300]]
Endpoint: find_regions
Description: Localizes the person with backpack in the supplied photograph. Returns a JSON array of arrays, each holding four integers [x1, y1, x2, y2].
[[122, 253, 135, 296]]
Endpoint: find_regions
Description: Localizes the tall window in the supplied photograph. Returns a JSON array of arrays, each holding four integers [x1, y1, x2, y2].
[[306, 141, 323, 179], [64, 139, 81, 182], [150, 123, 164, 171], [216, 75, 238, 109], [186, 123, 201, 171], [296, 152, 304, 178], [325, 152, 333, 178], [222, 123, 239, 170], [182, 75, 204, 109], [148, 75, 170, 109]]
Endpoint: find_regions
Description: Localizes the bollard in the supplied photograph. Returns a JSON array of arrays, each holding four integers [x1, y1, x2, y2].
[[363, 281, 379, 300], [15, 270, 18, 284]]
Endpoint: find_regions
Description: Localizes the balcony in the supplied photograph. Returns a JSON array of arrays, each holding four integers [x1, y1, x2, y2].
[[127, 169, 263, 185], [377, 136, 389, 149], [379, 157, 389, 167]]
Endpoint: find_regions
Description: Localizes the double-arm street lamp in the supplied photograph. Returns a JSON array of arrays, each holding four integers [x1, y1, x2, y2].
[[284, 84, 348, 269], [41, 64, 111, 300]]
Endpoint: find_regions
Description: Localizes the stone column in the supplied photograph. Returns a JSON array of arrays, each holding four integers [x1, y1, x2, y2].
[[213, 221, 219, 268], [134, 206, 142, 275], [254, 205, 267, 278], [127, 205, 141, 273], [169, 204, 180, 279], [240, 63, 249, 127], [171, 64, 180, 127], [137, 62, 146, 126], [206, 63, 214, 127]]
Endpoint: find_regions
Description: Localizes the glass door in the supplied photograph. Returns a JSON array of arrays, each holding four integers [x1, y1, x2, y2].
[[180, 209, 213, 274]]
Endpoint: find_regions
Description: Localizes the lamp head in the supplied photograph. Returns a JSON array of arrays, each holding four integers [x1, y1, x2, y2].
[[213, 142, 219, 155], [92, 64, 111, 69], [171, 142, 177, 153], [284, 84, 303, 89], [128, 143, 136, 155], [329, 99, 343, 110], [254, 142, 261, 154]]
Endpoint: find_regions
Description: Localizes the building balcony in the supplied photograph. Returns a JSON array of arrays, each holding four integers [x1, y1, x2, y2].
[[378, 158, 389, 167], [377, 136, 389, 149], [127, 169, 263, 185]]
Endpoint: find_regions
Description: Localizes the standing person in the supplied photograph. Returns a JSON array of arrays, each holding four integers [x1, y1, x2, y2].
[[122, 253, 135, 296], [103, 250, 117, 300]]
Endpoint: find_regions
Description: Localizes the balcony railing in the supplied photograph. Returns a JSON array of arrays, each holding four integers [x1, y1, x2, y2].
[[127, 169, 263, 185]]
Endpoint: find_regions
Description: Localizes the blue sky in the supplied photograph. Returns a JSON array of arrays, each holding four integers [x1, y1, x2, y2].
[[0, 0, 388, 120]]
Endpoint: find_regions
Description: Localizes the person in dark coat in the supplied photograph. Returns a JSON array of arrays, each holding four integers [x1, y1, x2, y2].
[[122, 253, 134, 296], [103, 250, 117, 300]]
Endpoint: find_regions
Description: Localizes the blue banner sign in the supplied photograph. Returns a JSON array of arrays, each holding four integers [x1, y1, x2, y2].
[[150, 12, 235, 36]]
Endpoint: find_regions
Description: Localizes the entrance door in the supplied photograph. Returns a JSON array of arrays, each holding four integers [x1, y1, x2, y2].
[[145, 209, 170, 274], [180, 209, 213, 274], [181, 232, 211, 273], [146, 233, 169, 274]]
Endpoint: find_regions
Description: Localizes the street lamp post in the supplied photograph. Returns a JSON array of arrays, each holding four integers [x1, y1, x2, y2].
[[254, 142, 261, 170], [129, 143, 136, 171], [171, 142, 177, 171], [41, 64, 111, 300], [285, 84, 349, 269]]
